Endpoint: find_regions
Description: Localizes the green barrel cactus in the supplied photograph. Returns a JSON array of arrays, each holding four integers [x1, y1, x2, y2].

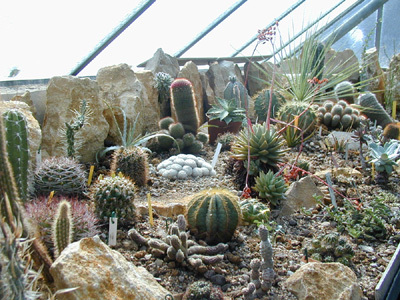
[[169, 122, 185, 139], [170, 78, 199, 134], [88, 173, 136, 223], [317, 100, 361, 130], [358, 92, 393, 128], [231, 122, 287, 169], [52, 200, 73, 258], [224, 75, 248, 109], [253, 88, 284, 122], [252, 170, 287, 207], [334, 81, 356, 104], [186, 188, 241, 245], [110, 146, 149, 187], [2, 109, 29, 202], [33, 156, 87, 197]]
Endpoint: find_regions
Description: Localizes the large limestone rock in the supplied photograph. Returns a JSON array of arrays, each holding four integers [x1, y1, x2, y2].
[[280, 176, 324, 216], [206, 60, 244, 98], [177, 61, 205, 124], [0, 101, 41, 171], [145, 48, 180, 78], [363, 47, 385, 104], [244, 61, 269, 96], [42, 76, 109, 163], [325, 48, 360, 83], [199, 71, 216, 112], [285, 262, 362, 300], [388, 53, 400, 104], [50, 236, 171, 300], [97, 64, 159, 146]]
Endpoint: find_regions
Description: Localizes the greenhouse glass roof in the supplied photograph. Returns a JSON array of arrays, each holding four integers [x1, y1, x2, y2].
[[1, 0, 398, 81]]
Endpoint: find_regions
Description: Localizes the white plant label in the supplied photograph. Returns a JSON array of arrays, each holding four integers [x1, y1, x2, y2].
[[211, 143, 222, 169], [108, 217, 118, 246]]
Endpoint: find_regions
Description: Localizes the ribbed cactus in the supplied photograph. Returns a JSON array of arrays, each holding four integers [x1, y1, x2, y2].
[[334, 81, 356, 104], [224, 76, 249, 109], [277, 101, 316, 137], [52, 200, 73, 258], [317, 100, 361, 130], [170, 78, 199, 134], [33, 156, 87, 197], [253, 88, 284, 122], [358, 92, 392, 127], [110, 146, 149, 187], [186, 188, 241, 245], [2, 109, 29, 203], [88, 173, 136, 223]]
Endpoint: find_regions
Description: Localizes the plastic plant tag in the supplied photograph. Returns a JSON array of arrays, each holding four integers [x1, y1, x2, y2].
[[211, 143, 222, 169], [108, 212, 118, 246]]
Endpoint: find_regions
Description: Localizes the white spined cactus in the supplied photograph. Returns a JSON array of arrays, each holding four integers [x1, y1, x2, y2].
[[157, 154, 216, 180]]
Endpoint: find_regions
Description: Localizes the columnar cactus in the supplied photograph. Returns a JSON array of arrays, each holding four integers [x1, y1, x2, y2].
[[334, 81, 356, 104], [170, 78, 199, 134], [317, 100, 362, 130], [358, 92, 392, 128], [52, 200, 73, 258], [110, 146, 149, 187], [224, 76, 249, 109], [186, 188, 241, 244], [253, 88, 284, 122], [2, 109, 29, 202]]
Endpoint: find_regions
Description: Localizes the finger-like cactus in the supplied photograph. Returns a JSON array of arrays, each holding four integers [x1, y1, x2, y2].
[[317, 100, 362, 130], [358, 92, 392, 128], [186, 188, 241, 244], [52, 200, 73, 258]]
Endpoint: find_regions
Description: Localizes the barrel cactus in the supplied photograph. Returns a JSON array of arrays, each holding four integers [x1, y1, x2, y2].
[[110, 146, 149, 187], [252, 170, 287, 207], [317, 100, 362, 130], [253, 88, 284, 121], [334, 81, 356, 104], [231, 122, 287, 169], [170, 78, 199, 134], [33, 156, 87, 197], [186, 188, 241, 244], [358, 92, 392, 128], [88, 173, 136, 223]]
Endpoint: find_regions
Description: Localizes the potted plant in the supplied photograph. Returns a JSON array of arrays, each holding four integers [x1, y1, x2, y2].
[[206, 97, 246, 144]]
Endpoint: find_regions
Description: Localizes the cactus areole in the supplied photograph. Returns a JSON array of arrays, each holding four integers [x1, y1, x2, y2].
[[186, 188, 241, 245]]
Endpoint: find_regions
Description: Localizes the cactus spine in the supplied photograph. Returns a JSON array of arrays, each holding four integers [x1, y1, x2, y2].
[[52, 200, 73, 258], [2, 109, 29, 203], [170, 78, 199, 134], [186, 188, 241, 245]]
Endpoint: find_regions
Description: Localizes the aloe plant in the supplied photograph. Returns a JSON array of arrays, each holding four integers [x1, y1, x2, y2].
[[206, 98, 246, 125]]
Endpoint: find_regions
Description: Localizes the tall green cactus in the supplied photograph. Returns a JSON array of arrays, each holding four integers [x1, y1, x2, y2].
[[52, 200, 73, 258], [224, 76, 248, 109], [2, 109, 29, 203], [170, 78, 199, 134], [186, 188, 241, 245], [358, 92, 392, 128]]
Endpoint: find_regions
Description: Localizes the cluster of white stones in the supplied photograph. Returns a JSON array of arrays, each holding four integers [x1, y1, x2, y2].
[[157, 154, 216, 179]]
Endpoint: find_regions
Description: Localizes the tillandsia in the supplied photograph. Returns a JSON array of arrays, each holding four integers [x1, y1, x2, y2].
[[128, 215, 228, 273]]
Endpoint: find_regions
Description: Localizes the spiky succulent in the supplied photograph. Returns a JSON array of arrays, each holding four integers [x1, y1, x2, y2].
[[252, 170, 287, 207], [253, 88, 284, 121], [88, 173, 136, 223], [239, 198, 270, 225], [182, 281, 224, 300], [110, 146, 149, 187], [231, 123, 287, 169], [33, 156, 87, 197]]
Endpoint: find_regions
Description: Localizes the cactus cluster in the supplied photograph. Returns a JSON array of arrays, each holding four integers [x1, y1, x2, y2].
[[252, 170, 287, 207], [110, 146, 149, 187], [52, 200, 73, 258], [305, 232, 355, 266], [157, 154, 216, 180], [128, 215, 228, 273], [33, 156, 87, 197], [183, 281, 224, 300], [334, 81, 356, 104], [88, 173, 136, 224], [358, 92, 393, 128], [186, 188, 241, 245], [253, 88, 284, 122], [153, 117, 208, 155], [317, 100, 362, 130], [242, 225, 275, 299], [170, 78, 199, 134], [231, 123, 287, 169]]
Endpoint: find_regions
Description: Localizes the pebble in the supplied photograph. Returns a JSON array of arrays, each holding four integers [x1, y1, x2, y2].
[[321, 221, 331, 227], [288, 219, 297, 226], [359, 245, 374, 253], [210, 274, 226, 286], [155, 259, 164, 267]]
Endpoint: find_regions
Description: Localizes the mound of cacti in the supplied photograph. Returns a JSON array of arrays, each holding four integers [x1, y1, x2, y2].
[[317, 100, 362, 130], [33, 156, 87, 197], [157, 154, 216, 179], [186, 188, 241, 244]]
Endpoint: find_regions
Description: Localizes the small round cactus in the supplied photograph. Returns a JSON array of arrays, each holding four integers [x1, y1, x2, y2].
[[186, 188, 241, 244], [334, 81, 356, 104], [169, 122, 185, 139], [157, 154, 216, 180], [88, 173, 136, 223], [33, 156, 87, 197], [196, 132, 209, 144], [159, 117, 175, 130]]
